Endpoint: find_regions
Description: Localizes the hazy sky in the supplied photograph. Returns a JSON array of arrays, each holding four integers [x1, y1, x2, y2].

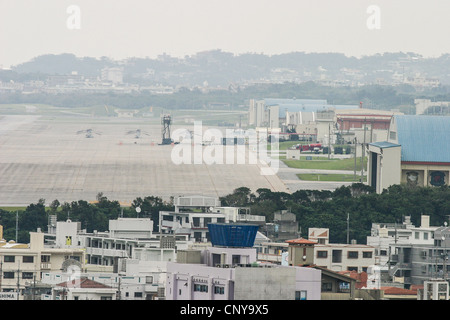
[[1, 0, 450, 68]]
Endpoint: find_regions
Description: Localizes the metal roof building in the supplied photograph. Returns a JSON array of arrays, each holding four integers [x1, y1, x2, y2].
[[367, 115, 450, 193], [389, 115, 450, 164]]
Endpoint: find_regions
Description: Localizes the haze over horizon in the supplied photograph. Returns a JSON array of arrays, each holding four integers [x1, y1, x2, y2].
[[1, 0, 450, 68]]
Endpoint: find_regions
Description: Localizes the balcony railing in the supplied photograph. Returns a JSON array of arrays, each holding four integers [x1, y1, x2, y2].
[[40, 263, 51, 270]]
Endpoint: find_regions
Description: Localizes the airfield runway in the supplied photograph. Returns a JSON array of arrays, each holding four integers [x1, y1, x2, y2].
[[0, 115, 289, 206]]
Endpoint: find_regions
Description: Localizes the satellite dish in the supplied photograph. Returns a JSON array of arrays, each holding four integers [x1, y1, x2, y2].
[[61, 258, 82, 273], [136, 207, 141, 213]]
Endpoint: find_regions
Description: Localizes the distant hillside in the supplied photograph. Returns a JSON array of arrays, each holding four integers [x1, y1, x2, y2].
[[9, 50, 450, 86]]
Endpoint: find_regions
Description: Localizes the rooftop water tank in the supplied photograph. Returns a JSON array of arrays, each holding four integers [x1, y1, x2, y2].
[[208, 223, 258, 248]]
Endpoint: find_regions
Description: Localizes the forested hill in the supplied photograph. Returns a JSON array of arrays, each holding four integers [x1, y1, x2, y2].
[[8, 51, 450, 86], [1, 184, 449, 245]]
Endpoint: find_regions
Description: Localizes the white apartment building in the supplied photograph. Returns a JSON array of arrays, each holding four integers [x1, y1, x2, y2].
[[50, 218, 191, 270], [367, 215, 438, 266], [159, 196, 265, 243], [165, 223, 322, 300]]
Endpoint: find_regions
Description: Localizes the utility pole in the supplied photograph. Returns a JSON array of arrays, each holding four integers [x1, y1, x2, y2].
[[347, 212, 350, 244], [354, 137, 357, 181], [0, 260, 2, 291], [32, 273, 36, 301], [328, 123, 331, 160], [16, 262, 20, 300], [15, 211, 18, 243], [117, 276, 121, 300], [361, 118, 367, 182]]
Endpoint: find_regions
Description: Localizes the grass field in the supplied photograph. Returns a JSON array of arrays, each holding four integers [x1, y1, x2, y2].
[[297, 173, 367, 182], [0, 207, 27, 212], [283, 156, 367, 171]]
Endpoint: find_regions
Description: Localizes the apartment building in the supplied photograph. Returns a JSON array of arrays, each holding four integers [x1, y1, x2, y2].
[[367, 215, 438, 266], [0, 232, 85, 299], [165, 223, 321, 300], [159, 196, 265, 243], [286, 228, 375, 273], [387, 225, 450, 287]]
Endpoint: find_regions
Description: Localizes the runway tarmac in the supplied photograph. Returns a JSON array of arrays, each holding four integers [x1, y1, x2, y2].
[[0, 115, 289, 206]]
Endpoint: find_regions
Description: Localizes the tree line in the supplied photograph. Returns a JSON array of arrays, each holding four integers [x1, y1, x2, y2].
[[1, 185, 449, 244]]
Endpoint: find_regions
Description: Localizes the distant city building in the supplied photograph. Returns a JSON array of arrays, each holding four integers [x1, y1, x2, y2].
[[101, 67, 123, 84]]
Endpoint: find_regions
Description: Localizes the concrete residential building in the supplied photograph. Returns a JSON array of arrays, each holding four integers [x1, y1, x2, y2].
[[387, 225, 450, 287], [165, 223, 321, 300], [49, 218, 191, 272], [367, 215, 438, 267], [52, 277, 117, 300], [0, 231, 85, 299], [286, 234, 376, 273], [159, 196, 265, 243]]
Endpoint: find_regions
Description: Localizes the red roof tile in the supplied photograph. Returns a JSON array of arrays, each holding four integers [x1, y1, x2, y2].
[[56, 277, 112, 289], [285, 238, 317, 245], [381, 286, 417, 295]]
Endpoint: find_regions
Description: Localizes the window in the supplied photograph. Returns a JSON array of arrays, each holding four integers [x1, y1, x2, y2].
[[4, 272, 14, 279], [41, 255, 50, 263], [347, 266, 358, 272], [295, 290, 307, 300], [134, 292, 143, 298], [348, 251, 358, 259], [22, 272, 33, 279], [380, 250, 387, 256], [4, 256, 15, 263], [317, 251, 328, 258], [424, 233, 429, 240], [214, 286, 225, 295], [194, 284, 208, 293], [363, 251, 373, 258], [232, 255, 241, 265], [332, 250, 342, 263], [101, 296, 112, 300], [23, 256, 34, 263], [322, 282, 332, 292], [74, 296, 79, 300], [415, 232, 420, 239]]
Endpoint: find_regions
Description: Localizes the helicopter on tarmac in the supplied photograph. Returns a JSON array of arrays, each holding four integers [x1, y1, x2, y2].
[[76, 128, 102, 138]]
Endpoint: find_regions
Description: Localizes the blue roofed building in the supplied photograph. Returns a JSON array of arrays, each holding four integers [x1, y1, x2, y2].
[[165, 223, 322, 300], [367, 115, 450, 192]]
